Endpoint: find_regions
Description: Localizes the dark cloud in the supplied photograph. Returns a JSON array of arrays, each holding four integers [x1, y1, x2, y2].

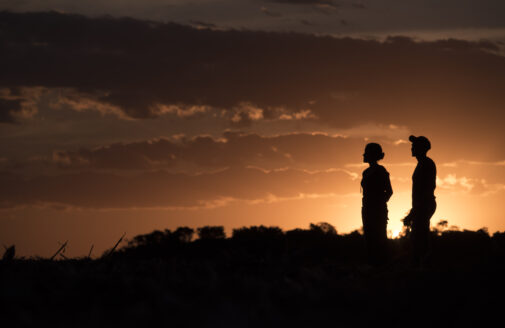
[[260, 7, 282, 17], [0, 167, 356, 209], [311, 3, 339, 15], [351, 2, 366, 9], [52, 132, 367, 171], [0, 98, 22, 123], [300, 19, 316, 26], [1, 11, 505, 156], [0, 87, 40, 123], [268, 0, 335, 4], [189, 20, 219, 29], [2, 1, 505, 34]]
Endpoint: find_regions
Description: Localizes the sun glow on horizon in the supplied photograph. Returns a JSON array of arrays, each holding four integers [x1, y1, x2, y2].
[[390, 229, 402, 239]]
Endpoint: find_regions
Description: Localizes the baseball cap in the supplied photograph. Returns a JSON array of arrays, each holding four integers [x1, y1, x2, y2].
[[409, 135, 431, 151]]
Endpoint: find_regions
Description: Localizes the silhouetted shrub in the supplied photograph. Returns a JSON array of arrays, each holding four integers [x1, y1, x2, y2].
[[128, 229, 171, 247], [336, 229, 365, 261], [432, 219, 449, 235], [3, 223, 505, 328], [492, 231, 505, 251], [430, 229, 495, 267], [173, 226, 194, 243], [285, 223, 341, 261], [309, 222, 337, 235], [197, 226, 226, 240], [231, 226, 286, 259], [232, 225, 284, 240], [113, 222, 505, 268]]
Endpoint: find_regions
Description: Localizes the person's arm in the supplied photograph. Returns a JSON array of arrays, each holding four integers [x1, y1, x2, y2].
[[384, 171, 393, 202], [403, 209, 415, 227], [419, 161, 436, 197]]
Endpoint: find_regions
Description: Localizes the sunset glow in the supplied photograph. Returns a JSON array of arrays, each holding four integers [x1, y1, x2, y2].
[[1, 2, 505, 257]]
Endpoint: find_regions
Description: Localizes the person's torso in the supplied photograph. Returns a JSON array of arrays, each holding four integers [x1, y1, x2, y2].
[[361, 165, 389, 206], [412, 157, 436, 206]]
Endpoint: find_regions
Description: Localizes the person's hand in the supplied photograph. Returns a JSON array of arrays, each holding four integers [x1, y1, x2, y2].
[[402, 210, 414, 227]]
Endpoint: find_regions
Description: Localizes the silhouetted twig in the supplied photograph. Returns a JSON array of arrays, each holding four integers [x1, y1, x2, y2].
[[105, 233, 126, 257], [2, 245, 15, 261], [50, 241, 68, 260], [88, 244, 94, 258]]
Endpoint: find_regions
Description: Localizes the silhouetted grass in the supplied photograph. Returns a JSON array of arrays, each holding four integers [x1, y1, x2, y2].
[[0, 222, 504, 327]]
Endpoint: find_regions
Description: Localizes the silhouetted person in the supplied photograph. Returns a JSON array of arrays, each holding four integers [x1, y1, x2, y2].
[[361, 143, 393, 265], [404, 135, 437, 266]]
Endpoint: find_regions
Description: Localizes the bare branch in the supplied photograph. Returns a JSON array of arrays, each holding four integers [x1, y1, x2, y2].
[[50, 241, 68, 260], [105, 233, 126, 257], [88, 244, 94, 258]]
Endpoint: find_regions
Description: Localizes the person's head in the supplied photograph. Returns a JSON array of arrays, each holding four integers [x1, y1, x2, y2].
[[409, 135, 431, 157], [363, 143, 384, 164]]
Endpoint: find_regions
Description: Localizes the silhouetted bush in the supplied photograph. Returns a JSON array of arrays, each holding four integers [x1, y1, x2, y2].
[[285, 223, 342, 262], [492, 231, 505, 253], [309, 222, 337, 235], [197, 226, 226, 240], [2, 223, 505, 328], [128, 229, 170, 247], [429, 228, 495, 267], [173, 226, 194, 243], [231, 226, 286, 260], [232, 225, 284, 240]]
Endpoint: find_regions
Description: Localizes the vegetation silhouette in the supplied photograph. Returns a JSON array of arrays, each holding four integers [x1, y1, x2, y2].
[[197, 226, 226, 240], [1, 222, 504, 327]]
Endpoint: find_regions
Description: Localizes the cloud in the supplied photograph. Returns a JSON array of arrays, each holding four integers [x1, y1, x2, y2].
[[351, 2, 366, 9], [225, 103, 316, 126], [188, 20, 220, 30], [441, 160, 505, 167], [2, 0, 505, 36], [51, 132, 366, 171], [0, 87, 42, 123], [0, 166, 357, 209], [436, 174, 505, 196], [437, 174, 474, 192], [2, 11, 504, 129], [393, 139, 408, 146], [41, 87, 316, 123], [2, 11, 505, 160], [300, 19, 316, 26], [49, 88, 129, 119], [0, 98, 22, 123], [268, 0, 336, 4], [437, 160, 505, 188], [260, 7, 282, 17], [309, 4, 339, 15]]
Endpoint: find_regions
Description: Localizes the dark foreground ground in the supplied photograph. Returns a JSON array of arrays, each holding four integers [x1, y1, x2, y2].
[[1, 225, 505, 328]]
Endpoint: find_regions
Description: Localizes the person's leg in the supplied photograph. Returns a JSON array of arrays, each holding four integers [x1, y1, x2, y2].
[[362, 207, 373, 264], [411, 201, 436, 266], [421, 201, 437, 265], [362, 207, 379, 265], [378, 215, 389, 264], [370, 221, 382, 265], [412, 217, 430, 264]]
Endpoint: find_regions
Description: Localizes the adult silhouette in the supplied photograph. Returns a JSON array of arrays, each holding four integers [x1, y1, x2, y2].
[[404, 135, 437, 265], [361, 143, 393, 265]]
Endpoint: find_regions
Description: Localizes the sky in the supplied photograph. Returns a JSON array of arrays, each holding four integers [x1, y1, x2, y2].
[[1, 0, 505, 257]]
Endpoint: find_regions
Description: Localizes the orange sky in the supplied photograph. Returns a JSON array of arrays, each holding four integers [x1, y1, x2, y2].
[[0, 10, 504, 257]]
